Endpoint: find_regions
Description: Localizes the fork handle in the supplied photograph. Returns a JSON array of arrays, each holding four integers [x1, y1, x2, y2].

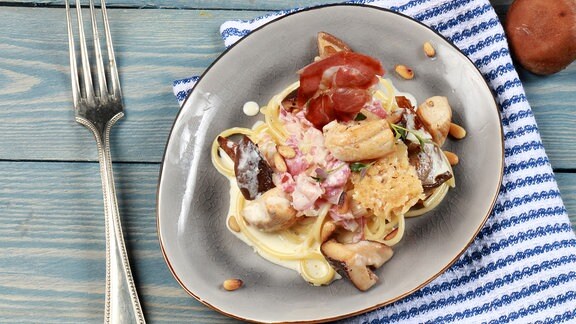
[[88, 113, 146, 324]]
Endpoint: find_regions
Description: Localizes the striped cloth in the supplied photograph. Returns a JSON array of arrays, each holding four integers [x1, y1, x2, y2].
[[173, 0, 576, 322]]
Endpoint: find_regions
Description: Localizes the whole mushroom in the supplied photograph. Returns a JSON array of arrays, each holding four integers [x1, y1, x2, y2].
[[505, 0, 576, 75], [416, 96, 452, 146]]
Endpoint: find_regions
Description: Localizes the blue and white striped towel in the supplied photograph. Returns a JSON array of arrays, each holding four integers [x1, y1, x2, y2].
[[173, 0, 576, 322]]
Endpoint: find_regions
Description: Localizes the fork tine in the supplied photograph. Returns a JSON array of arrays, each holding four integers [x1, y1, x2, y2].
[[89, 0, 108, 99], [75, 0, 95, 104], [66, 0, 80, 107], [101, 0, 122, 99]]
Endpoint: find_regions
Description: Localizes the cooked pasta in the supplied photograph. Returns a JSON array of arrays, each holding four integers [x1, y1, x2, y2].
[[210, 34, 464, 290], [212, 80, 457, 286]]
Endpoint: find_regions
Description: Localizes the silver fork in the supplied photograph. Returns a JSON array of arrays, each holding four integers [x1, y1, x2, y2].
[[66, 1, 145, 323]]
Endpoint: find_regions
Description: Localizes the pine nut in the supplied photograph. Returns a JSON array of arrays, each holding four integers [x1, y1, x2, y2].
[[449, 122, 467, 139], [228, 216, 240, 232], [423, 42, 436, 57], [394, 64, 414, 80], [274, 153, 287, 172], [277, 145, 296, 159], [223, 279, 243, 291], [444, 150, 459, 166]]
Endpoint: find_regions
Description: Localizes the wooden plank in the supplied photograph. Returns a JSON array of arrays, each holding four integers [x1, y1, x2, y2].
[[0, 160, 573, 322], [0, 0, 515, 11], [0, 161, 237, 323], [0, 1, 573, 323], [519, 67, 576, 170], [487, 0, 576, 170], [557, 173, 576, 229], [0, 7, 255, 163], [0, 0, 336, 10], [0, 5, 575, 170]]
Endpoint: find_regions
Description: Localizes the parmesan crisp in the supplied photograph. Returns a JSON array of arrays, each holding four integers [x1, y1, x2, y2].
[[351, 143, 424, 220]]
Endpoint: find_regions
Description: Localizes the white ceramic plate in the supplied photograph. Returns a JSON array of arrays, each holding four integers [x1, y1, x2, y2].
[[157, 4, 503, 323]]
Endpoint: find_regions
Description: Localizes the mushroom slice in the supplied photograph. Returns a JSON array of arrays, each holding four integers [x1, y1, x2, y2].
[[417, 96, 452, 146], [321, 239, 394, 291], [408, 142, 453, 190], [218, 135, 275, 200], [217, 136, 237, 161], [317, 32, 353, 59]]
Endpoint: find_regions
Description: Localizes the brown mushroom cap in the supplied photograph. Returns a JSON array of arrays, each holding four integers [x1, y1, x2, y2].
[[505, 0, 576, 75]]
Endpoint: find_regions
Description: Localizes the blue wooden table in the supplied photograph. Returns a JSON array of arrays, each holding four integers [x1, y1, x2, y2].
[[0, 0, 574, 322]]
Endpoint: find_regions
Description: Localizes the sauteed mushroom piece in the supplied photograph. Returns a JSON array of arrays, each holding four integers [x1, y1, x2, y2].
[[417, 96, 452, 146], [408, 143, 453, 190], [218, 135, 275, 200], [321, 239, 393, 291]]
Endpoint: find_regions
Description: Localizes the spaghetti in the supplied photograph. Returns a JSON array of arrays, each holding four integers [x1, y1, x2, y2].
[[211, 36, 463, 290], [212, 79, 456, 286]]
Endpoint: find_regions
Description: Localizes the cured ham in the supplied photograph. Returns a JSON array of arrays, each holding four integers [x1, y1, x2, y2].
[[297, 51, 385, 129]]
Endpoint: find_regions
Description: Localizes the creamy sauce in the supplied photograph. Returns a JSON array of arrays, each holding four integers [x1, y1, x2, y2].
[[221, 81, 421, 284], [235, 143, 260, 198], [243, 101, 260, 116], [219, 152, 337, 284], [219, 80, 437, 285]]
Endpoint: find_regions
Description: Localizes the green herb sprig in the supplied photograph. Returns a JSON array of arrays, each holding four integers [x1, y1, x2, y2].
[[310, 163, 346, 183], [350, 161, 375, 180], [350, 162, 373, 172], [389, 123, 429, 150]]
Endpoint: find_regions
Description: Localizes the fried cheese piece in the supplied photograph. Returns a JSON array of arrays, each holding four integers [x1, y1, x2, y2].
[[351, 143, 424, 220]]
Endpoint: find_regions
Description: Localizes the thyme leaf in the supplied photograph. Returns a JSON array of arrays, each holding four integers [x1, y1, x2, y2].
[[350, 161, 376, 181], [389, 122, 429, 150], [350, 162, 371, 172], [311, 164, 346, 183]]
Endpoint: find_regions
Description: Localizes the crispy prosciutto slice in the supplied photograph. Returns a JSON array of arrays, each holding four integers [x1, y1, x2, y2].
[[395, 95, 413, 110], [297, 51, 385, 129], [317, 32, 352, 59]]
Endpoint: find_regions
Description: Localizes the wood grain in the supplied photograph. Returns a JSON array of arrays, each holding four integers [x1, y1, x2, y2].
[[0, 0, 337, 10], [0, 162, 238, 323], [0, 6, 574, 168], [0, 0, 516, 10], [557, 173, 576, 228], [519, 68, 576, 170], [0, 7, 252, 163], [0, 0, 574, 322], [0, 161, 573, 322]]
